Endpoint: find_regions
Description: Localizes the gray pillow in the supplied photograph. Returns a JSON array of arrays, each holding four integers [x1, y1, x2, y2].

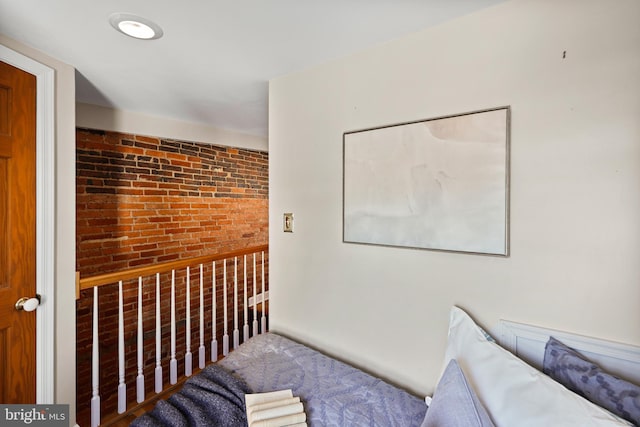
[[543, 336, 640, 426], [422, 359, 495, 427]]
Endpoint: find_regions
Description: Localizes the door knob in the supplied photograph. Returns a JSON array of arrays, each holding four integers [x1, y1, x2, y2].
[[15, 295, 41, 312]]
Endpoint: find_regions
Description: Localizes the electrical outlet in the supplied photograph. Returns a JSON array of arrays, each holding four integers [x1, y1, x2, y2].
[[283, 213, 294, 232]]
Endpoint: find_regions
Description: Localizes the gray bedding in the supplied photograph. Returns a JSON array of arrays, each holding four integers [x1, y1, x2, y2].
[[219, 332, 427, 426], [131, 364, 250, 427], [132, 332, 427, 426]]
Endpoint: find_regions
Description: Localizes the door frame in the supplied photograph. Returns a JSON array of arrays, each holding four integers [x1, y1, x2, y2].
[[0, 44, 55, 404]]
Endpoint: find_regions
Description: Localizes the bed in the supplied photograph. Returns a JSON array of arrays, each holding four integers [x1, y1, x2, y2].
[[130, 307, 640, 427], [130, 332, 427, 426]]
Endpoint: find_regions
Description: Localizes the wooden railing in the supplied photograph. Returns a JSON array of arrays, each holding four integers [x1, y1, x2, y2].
[[76, 245, 269, 427]]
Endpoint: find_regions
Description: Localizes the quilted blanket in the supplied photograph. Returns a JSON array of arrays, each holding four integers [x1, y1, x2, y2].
[[132, 333, 426, 426], [219, 332, 427, 426]]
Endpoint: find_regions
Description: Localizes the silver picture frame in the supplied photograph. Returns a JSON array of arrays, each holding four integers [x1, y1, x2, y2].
[[343, 106, 510, 256]]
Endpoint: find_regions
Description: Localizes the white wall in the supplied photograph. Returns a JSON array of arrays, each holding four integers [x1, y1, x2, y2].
[[0, 35, 77, 422], [76, 103, 268, 152], [268, 0, 640, 395]]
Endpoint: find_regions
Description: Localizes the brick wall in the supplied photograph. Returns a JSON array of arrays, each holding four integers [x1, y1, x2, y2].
[[76, 129, 268, 274], [75, 128, 268, 424]]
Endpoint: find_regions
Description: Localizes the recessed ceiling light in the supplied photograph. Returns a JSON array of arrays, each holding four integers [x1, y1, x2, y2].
[[109, 13, 163, 40]]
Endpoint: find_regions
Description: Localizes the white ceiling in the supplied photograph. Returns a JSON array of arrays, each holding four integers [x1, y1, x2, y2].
[[0, 0, 506, 138]]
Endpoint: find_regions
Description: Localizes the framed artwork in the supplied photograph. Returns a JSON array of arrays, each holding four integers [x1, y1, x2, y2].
[[343, 106, 510, 256]]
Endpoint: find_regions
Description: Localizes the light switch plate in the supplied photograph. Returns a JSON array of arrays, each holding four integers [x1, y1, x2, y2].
[[283, 213, 294, 232]]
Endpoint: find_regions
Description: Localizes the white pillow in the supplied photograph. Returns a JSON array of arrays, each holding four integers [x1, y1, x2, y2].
[[442, 306, 632, 427]]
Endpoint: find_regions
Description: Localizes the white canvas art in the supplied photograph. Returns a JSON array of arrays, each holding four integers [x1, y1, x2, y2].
[[343, 107, 509, 255]]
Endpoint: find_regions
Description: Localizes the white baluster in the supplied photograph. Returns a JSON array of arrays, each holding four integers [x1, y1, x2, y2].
[[211, 261, 218, 362], [223, 261, 229, 356], [198, 263, 205, 369], [117, 280, 126, 413], [155, 272, 162, 393], [170, 270, 177, 384], [233, 257, 239, 349], [243, 254, 249, 343], [252, 253, 258, 337], [91, 286, 100, 427], [185, 266, 192, 376], [261, 251, 267, 333], [136, 277, 145, 403]]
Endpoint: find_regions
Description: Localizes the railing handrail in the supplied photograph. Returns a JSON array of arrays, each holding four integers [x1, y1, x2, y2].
[[76, 243, 270, 426], [76, 244, 268, 297]]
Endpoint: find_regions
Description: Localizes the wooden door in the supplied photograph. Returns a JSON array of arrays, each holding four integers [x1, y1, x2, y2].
[[0, 60, 37, 403]]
